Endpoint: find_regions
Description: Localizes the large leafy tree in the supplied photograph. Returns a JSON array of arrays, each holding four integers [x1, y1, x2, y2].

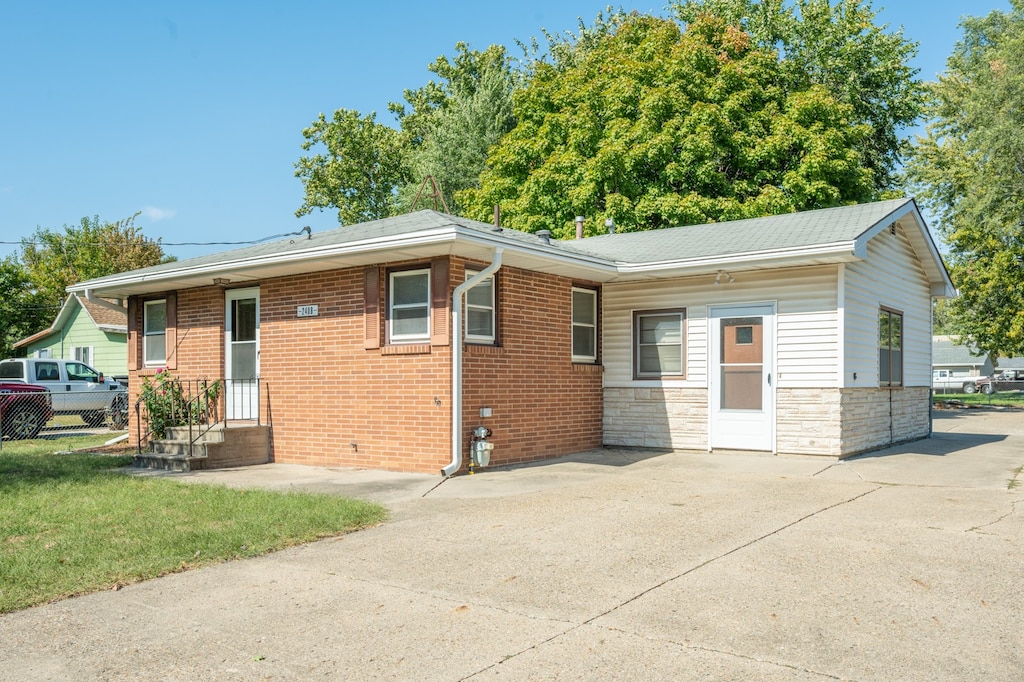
[[0, 257, 50, 359], [20, 213, 170, 315], [295, 43, 519, 222], [672, 0, 924, 196], [906, 1, 1024, 358], [461, 14, 874, 237], [294, 109, 408, 224]]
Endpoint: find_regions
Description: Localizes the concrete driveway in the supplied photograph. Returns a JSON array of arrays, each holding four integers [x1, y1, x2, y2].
[[1, 408, 1021, 680]]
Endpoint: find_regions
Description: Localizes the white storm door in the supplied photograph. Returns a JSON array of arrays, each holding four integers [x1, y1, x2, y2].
[[709, 304, 775, 451], [225, 288, 259, 420]]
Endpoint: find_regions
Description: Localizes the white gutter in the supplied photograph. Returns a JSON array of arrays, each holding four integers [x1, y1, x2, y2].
[[443, 247, 503, 477], [83, 289, 130, 315]]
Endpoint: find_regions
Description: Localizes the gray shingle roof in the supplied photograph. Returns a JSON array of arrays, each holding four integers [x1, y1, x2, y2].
[[571, 198, 912, 262], [932, 337, 989, 366]]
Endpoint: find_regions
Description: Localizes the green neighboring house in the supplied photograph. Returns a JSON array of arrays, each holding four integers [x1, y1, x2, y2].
[[12, 294, 128, 379]]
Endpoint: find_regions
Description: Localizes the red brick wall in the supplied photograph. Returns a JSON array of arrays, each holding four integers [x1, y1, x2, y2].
[[460, 259, 604, 469], [127, 256, 604, 473]]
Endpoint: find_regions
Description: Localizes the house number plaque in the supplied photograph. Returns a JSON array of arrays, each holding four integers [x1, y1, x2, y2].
[[297, 305, 319, 318]]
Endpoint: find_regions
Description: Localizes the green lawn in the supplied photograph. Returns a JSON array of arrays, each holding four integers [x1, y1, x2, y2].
[[0, 435, 387, 613], [932, 391, 1024, 408]]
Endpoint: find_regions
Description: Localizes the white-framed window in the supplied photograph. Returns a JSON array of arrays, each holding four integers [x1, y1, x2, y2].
[[71, 346, 92, 366], [36, 349, 51, 359], [389, 269, 430, 343], [634, 309, 685, 378], [879, 307, 903, 387], [465, 270, 496, 343], [571, 287, 598, 362], [144, 299, 167, 366]]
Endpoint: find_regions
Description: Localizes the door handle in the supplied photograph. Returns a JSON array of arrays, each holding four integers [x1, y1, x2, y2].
[[768, 372, 772, 386]]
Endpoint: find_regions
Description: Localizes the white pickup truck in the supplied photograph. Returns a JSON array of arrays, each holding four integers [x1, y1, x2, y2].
[[0, 358, 124, 427], [932, 369, 980, 393]]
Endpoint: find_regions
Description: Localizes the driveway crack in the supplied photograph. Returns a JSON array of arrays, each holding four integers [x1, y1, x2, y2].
[[462, 486, 881, 679], [967, 498, 1022, 534]]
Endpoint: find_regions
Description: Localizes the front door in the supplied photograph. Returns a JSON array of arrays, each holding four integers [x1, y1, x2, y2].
[[225, 288, 259, 420], [709, 304, 775, 451]]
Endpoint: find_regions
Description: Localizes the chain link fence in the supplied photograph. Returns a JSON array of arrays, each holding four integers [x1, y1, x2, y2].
[[0, 387, 128, 447]]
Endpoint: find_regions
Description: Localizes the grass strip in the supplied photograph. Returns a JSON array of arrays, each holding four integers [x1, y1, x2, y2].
[[0, 436, 387, 613]]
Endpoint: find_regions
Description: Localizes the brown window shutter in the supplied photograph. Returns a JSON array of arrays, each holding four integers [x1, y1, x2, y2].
[[431, 258, 449, 346], [127, 297, 139, 371], [165, 293, 178, 370], [364, 266, 380, 349]]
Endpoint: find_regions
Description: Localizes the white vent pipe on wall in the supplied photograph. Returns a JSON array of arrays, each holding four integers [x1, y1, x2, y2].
[[443, 247, 503, 477]]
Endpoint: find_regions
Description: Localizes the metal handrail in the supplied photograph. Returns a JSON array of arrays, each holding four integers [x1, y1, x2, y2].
[[134, 377, 264, 456]]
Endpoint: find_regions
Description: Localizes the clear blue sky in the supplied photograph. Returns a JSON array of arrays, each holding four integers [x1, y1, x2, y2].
[[0, 1, 1011, 261]]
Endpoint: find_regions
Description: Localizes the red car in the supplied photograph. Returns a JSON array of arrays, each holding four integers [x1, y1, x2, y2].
[[974, 369, 1024, 395], [0, 381, 53, 440]]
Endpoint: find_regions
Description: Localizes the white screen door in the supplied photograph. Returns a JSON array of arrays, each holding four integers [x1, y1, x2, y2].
[[225, 288, 259, 420], [709, 304, 775, 451]]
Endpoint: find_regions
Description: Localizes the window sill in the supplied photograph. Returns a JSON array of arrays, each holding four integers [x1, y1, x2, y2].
[[465, 343, 504, 356], [381, 344, 432, 355], [571, 362, 603, 373]]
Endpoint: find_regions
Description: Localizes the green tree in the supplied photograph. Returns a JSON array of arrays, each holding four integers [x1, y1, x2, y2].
[[671, 0, 924, 195], [0, 256, 51, 359], [294, 109, 408, 224], [906, 1, 1024, 358], [20, 213, 171, 315], [461, 13, 873, 237], [295, 43, 520, 222]]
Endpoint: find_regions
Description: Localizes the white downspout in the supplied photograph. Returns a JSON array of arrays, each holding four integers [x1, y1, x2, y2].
[[443, 248, 503, 477], [83, 289, 129, 315]]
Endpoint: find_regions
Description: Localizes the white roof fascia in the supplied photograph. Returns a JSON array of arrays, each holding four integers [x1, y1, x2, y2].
[[72, 225, 618, 295], [450, 227, 617, 274]]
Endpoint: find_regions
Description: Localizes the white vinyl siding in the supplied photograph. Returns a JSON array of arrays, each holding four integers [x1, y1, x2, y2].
[[843, 222, 932, 388], [602, 265, 838, 388]]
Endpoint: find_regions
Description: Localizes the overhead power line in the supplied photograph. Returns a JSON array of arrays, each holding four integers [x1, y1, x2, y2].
[[0, 226, 313, 249]]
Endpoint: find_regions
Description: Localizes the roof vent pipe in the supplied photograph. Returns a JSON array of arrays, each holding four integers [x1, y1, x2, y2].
[[443, 248, 504, 478], [575, 216, 584, 240], [605, 218, 615, 234], [536, 230, 551, 244]]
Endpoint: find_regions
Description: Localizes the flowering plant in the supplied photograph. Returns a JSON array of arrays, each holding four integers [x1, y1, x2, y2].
[[139, 370, 222, 439]]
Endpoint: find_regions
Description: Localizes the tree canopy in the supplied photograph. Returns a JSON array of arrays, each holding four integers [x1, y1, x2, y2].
[[906, 0, 1024, 358], [672, 0, 924, 195], [0, 214, 172, 358], [0, 257, 50, 360], [294, 4, 921, 239], [295, 43, 519, 223], [460, 13, 875, 237], [20, 214, 170, 313]]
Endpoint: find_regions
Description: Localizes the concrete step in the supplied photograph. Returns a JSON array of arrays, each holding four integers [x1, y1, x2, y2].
[[132, 452, 206, 472], [147, 424, 270, 470], [151, 439, 209, 457], [163, 425, 224, 443]]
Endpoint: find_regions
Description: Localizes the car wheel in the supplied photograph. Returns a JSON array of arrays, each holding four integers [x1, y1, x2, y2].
[[83, 410, 107, 427], [962, 382, 978, 394], [3, 405, 44, 440], [981, 383, 995, 395]]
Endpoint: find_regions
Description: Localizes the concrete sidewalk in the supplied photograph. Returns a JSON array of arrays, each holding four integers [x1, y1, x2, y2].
[[1, 408, 1021, 680]]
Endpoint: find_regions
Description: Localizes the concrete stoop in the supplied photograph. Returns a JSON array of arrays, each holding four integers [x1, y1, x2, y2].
[[134, 423, 271, 472]]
